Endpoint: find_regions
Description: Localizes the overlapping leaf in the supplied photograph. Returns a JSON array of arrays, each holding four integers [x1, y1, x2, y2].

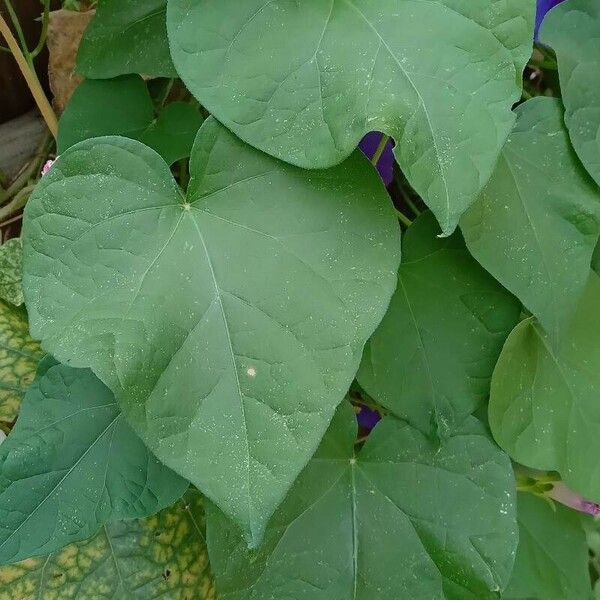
[[490, 272, 600, 504], [541, 0, 600, 187], [462, 98, 600, 343], [0, 302, 42, 423], [0, 358, 187, 564], [582, 515, 600, 599], [503, 493, 592, 599], [358, 211, 520, 439], [0, 489, 214, 599], [167, 0, 534, 234], [0, 239, 23, 307], [58, 76, 203, 165], [76, 0, 176, 79], [22, 118, 400, 546], [207, 402, 517, 599], [139, 102, 204, 165]]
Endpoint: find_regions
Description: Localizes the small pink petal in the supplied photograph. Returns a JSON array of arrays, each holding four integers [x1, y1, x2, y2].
[[548, 481, 600, 516], [41, 159, 56, 176]]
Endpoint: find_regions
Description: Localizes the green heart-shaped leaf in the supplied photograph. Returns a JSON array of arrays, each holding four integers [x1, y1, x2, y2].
[[490, 272, 600, 504], [207, 402, 518, 599], [58, 75, 203, 165], [503, 493, 592, 599], [22, 118, 400, 546], [358, 211, 520, 439], [139, 101, 204, 166], [0, 301, 42, 423], [0, 489, 214, 599], [167, 0, 534, 234], [76, 0, 176, 79], [461, 98, 600, 344], [0, 358, 187, 564], [541, 0, 600, 187]]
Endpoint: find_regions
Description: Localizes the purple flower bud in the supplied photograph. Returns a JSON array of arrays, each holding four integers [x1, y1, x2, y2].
[[548, 481, 600, 516], [41, 159, 56, 176], [359, 132, 395, 186]]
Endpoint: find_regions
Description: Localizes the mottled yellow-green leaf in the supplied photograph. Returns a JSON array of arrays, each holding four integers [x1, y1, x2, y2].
[[0, 301, 42, 423], [0, 238, 23, 307], [0, 489, 215, 599]]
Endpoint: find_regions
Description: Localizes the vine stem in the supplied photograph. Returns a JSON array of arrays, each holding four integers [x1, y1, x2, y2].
[[31, 0, 51, 60], [0, 211, 23, 230], [0, 13, 58, 138], [371, 134, 390, 166], [404, 195, 421, 217], [395, 207, 412, 227], [3, 0, 31, 67], [397, 184, 421, 217], [0, 184, 33, 223]]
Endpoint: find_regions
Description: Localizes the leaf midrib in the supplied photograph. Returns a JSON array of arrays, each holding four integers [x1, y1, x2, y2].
[[397, 275, 437, 404], [187, 211, 254, 535], [103, 524, 126, 594], [531, 322, 584, 477], [350, 456, 358, 600], [357, 465, 501, 593], [0, 339, 40, 360], [502, 149, 558, 339], [340, 0, 451, 225]]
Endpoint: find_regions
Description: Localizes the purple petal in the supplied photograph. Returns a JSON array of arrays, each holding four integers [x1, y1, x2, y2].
[[535, 0, 566, 39], [359, 132, 395, 186], [548, 482, 600, 516], [356, 404, 381, 430]]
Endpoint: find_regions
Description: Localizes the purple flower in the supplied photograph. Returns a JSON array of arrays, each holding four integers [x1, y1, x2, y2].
[[356, 404, 381, 430], [359, 132, 394, 186], [535, 0, 565, 39], [548, 482, 600, 516]]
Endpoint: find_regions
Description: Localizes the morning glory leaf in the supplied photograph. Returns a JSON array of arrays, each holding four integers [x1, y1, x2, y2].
[[461, 97, 600, 344], [0, 302, 43, 423], [167, 0, 534, 234], [207, 402, 518, 600], [489, 271, 600, 505], [22, 119, 400, 547], [535, 0, 566, 39], [57, 76, 154, 153], [541, 0, 600, 186], [0, 358, 188, 565], [0, 489, 215, 599], [503, 493, 592, 599], [76, 0, 176, 79], [358, 211, 520, 439], [139, 102, 205, 166], [0, 239, 23, 307], [58, 75, 203, 165]]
